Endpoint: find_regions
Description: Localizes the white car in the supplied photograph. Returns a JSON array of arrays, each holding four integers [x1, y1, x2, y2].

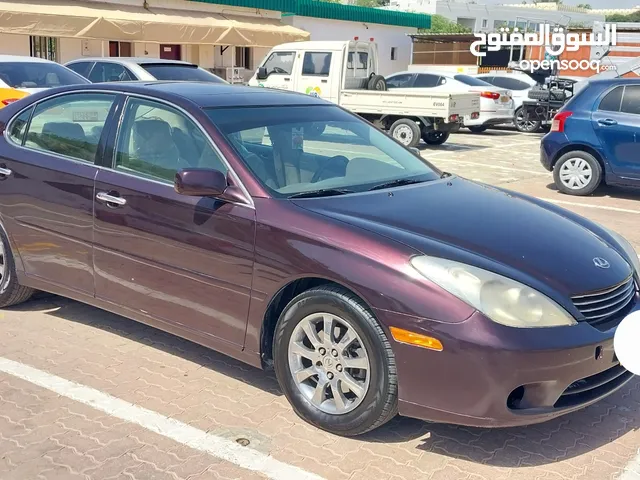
[[0, 55, 89, 95], [65, 57, 227, 84], [385, 71, 514, 133]]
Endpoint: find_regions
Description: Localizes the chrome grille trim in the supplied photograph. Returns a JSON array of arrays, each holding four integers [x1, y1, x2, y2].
[[571, 276, 637, 325]]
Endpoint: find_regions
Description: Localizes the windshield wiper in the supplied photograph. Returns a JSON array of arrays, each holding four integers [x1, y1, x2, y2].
[[288, 188, 354, 199], [368, 178, 426, 191]]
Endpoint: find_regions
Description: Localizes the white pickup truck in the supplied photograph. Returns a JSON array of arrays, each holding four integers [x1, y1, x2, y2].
[[248, 40, 480, 148]]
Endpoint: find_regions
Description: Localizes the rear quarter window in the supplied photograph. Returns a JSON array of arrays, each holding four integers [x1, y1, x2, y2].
[[598, 86, 623, 112]]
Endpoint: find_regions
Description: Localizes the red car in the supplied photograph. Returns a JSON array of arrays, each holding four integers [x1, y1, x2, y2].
[[0, 82, 636, 436]]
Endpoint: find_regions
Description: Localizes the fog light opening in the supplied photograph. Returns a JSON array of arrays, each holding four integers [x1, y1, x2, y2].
[[507, 386, 525, 410]]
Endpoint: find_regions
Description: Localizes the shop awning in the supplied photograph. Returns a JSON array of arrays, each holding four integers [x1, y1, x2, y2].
[[0, 0, 310, 46]]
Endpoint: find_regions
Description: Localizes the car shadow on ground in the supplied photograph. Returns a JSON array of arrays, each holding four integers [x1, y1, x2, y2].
[[546, 182, 640, 201], [10, 294, 640, 467]]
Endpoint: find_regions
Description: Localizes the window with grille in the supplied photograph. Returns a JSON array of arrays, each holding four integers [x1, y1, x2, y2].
[[235, 47, 252, 68], [29, 36, 58, 61]]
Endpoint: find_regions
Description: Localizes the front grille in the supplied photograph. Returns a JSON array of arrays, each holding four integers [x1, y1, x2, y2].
[[554, 364, 633, 408], [571, 276, 637, 328]]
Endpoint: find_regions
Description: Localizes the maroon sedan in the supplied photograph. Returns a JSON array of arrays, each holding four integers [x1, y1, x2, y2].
[[0, 82, 636, 436]]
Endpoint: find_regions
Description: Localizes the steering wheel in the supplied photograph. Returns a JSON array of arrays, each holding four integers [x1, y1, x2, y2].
[[311, 155, 349, 183], [272, 67, 287, 74]]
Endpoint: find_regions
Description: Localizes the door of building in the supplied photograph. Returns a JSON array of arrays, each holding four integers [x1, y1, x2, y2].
[[160, 45, 181, 60]]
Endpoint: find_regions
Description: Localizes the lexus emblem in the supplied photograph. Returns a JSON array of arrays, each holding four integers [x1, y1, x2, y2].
[[593, 257, 610, 269]]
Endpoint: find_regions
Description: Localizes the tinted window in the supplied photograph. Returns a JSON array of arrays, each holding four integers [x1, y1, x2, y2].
[[140, 64, 226, 83], [621, 85, 640, 115], [0, 62, 88, 88], [489, 77, 531, 90], [8, 107, 33, 145], [261, 52, 295, 76], [205, 105, 439, 198], [88, 62, 134, 83], [302, 52, 332, 76], [454, 75, 493, 87], [386, 74, 414, 88], [414, 74, 444, 88], [115, 99, 227, 183], [599, 86, 623, 112], [24, 93, 115, 162], [66, 62, 94, 78]]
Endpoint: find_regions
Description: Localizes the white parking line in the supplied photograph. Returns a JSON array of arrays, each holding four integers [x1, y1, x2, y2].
[[619, 453, 640, 479], [540, 198, 640, 215], [0, 357, 325, 480], [434, 159, 547, 176]]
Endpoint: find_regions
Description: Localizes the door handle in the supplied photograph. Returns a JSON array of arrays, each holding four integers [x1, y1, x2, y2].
[[0, 167, 12, 177], [321, 79, 328, 83], [283, 77, 290, 81], [96, 191, 127, 207], [598, 118, 617, 126]]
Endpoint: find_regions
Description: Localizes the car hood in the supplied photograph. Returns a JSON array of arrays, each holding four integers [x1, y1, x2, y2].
[[292, 177, 632, 304]]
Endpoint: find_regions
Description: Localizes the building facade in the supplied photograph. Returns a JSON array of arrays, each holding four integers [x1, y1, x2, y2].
[[0, 0, 429, 79]]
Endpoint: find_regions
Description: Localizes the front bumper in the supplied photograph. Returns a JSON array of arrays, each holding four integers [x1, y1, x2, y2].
[[376, 302, 636, 428]]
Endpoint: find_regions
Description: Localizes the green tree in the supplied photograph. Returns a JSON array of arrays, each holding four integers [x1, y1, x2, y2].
[[607, 10, 640, 21], [577, 3, 592, 8], [421, 14, 471, 33]]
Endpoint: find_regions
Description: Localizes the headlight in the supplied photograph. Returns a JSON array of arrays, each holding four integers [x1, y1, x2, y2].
[[411, 256, 577, 328], [605, 228, 640, 274]]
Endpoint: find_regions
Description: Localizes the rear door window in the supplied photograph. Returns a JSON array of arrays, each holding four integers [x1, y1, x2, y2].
[[598, 86, 623, 112], [302, 52, 332, 76], [139, 64, 225, 83], [414, 74, 444, 88], [66, 62, 94, 79], [88, 62, 135, 83], [621, 85, 640, 115]]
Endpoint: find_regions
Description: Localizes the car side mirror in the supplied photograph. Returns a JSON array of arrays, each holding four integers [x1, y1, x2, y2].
[[256, 67, 268, 80], [175, 168, 227, 197]]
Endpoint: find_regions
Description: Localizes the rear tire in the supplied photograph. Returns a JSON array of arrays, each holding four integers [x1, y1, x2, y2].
[[553, 151, 602, 196], [468, 126, 487, 133], [422, 130, 450, 145], [0, 227, 34, 308], [514, 107, 541, 133], [273, 286, 398, 437], [389, 118, 420, 148]]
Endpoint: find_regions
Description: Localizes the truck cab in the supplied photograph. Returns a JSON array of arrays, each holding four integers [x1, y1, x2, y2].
[[249, 40, 376, 104]]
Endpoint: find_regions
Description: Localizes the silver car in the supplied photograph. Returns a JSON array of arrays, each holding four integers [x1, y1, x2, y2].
[[65, 57, 227, 84]]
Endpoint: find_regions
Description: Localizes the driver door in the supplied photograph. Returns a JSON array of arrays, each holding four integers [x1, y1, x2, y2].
[[257, 50, 297, 91]]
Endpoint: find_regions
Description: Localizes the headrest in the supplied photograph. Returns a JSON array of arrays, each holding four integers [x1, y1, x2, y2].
[[42, 122, 86, 142]]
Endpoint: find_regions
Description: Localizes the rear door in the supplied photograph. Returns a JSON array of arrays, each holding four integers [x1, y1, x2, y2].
[[592, 85, 638, 177], [385, 73, 415, 89], [0, 91, 118, 295], [93, 95, 256, 347], [297, 51, 338, 103]]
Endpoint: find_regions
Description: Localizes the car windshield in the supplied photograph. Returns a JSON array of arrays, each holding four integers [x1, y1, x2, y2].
[[206, 105, 440, 197], [0, 62, 88, 88], [453, 75, 493, 87], [139, 64, 227, 83]]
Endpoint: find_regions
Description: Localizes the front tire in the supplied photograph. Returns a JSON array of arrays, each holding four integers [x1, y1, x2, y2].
[[273, 286, 398, 437], [389, 118, 420, 148], [553, 151, 602, 196], [0, 227, 34, 308]]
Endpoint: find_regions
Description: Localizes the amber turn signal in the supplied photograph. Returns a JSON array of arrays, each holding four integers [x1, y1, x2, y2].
[[389, 326, 443, 351]]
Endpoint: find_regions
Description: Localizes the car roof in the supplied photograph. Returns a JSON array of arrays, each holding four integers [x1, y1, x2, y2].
[[587, 77, 640, 86], [66, 57, 196, 66], [0, 55, 56, 64], [28, 81, 331, 108]]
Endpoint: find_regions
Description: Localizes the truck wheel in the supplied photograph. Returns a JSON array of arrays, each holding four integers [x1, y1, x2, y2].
[[553, 151, 602, 196], [468, 126, 487, 133], [367, 75, 387, 91], [422, 130, 450, 146], [390, 119, 420, 148], [514, 107, 541, 133]]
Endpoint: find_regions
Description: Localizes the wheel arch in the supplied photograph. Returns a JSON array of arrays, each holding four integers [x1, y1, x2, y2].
[[552, 144, 607, 179], [259, 276, 376, 369]]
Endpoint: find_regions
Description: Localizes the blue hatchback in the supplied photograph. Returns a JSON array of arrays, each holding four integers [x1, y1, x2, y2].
[[541, 78, 640, 196]]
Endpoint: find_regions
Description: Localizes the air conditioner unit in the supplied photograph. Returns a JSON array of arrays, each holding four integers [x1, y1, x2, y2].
[[211, 67, 245, 84]]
